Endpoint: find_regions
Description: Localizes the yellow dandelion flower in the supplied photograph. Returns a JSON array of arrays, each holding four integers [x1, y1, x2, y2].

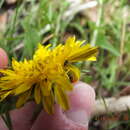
[[0, 36, 98, 114], [52, 36, 98, 82]]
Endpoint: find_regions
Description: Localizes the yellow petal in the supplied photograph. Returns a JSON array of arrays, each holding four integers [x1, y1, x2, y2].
[[12, 58, 20, 70], [42, 92, 54, 114], [67, 65, 80, 82], [34, 84, 41, 104], [65, 36, 76, 46], [16, 90, 31, 108], [55, 74, 73, 91], [0, 80, 22, 90], [40, 80, 51, 96], [13, 83, 32, 95], [87, 56, 97, 61], [54, 86, 69, 110], [68, 45, 98, 62], [0, 70, 16, 76], [0, 90, 9, 95], [0, 91, 12, 101]]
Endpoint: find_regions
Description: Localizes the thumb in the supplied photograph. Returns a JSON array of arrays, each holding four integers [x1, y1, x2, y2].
[[31, 81, 95, 130], [0, 48, 8, 69]]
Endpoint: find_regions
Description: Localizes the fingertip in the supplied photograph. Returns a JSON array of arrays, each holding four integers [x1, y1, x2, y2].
[[0, 48, 8, 69], [10, 102, 36, 130], [71, 81, 95, 115], [72, 81, 96, 109], [65, 81, 95, 126]]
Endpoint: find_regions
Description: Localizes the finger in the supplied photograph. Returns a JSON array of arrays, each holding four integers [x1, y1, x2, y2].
[[10, 102, 36, 130], [31, 81, 95, 130], [65, 81, 95, 126], [0, 102, 36, 130], [0, 49, 33, 129], [0, 48, 8, 69]]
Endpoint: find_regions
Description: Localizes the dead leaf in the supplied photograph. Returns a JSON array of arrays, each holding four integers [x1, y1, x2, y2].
[[81, 0, 98, 22], [6, 0, 17, 4], [116, 86, 130, 98]]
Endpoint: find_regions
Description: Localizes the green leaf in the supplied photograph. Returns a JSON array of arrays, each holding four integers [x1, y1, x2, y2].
[[23, 28, 40, 59], [96, 33, 120, 57], [0, 0, 4, 8]]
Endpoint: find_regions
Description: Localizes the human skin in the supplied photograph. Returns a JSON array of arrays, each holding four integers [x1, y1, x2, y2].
[[0, 48, 8, 69], [0, 48, 95, 130]]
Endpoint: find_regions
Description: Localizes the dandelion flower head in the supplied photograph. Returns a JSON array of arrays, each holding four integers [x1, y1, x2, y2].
[[0, 36, 98, 114]]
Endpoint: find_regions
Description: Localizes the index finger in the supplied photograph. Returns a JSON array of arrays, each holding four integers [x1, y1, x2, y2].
[[0, 48, 8, 69]]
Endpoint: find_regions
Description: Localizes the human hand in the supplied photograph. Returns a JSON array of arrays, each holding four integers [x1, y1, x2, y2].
[[0, 48, 8, 69], [0, 48, 95, 130]]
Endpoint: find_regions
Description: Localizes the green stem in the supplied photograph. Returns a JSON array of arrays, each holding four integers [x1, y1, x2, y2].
[[91, 0, 104, 46], [7, 1, 22, 37], [0, 0, 4, 8], [119, 7, 127, 65]]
